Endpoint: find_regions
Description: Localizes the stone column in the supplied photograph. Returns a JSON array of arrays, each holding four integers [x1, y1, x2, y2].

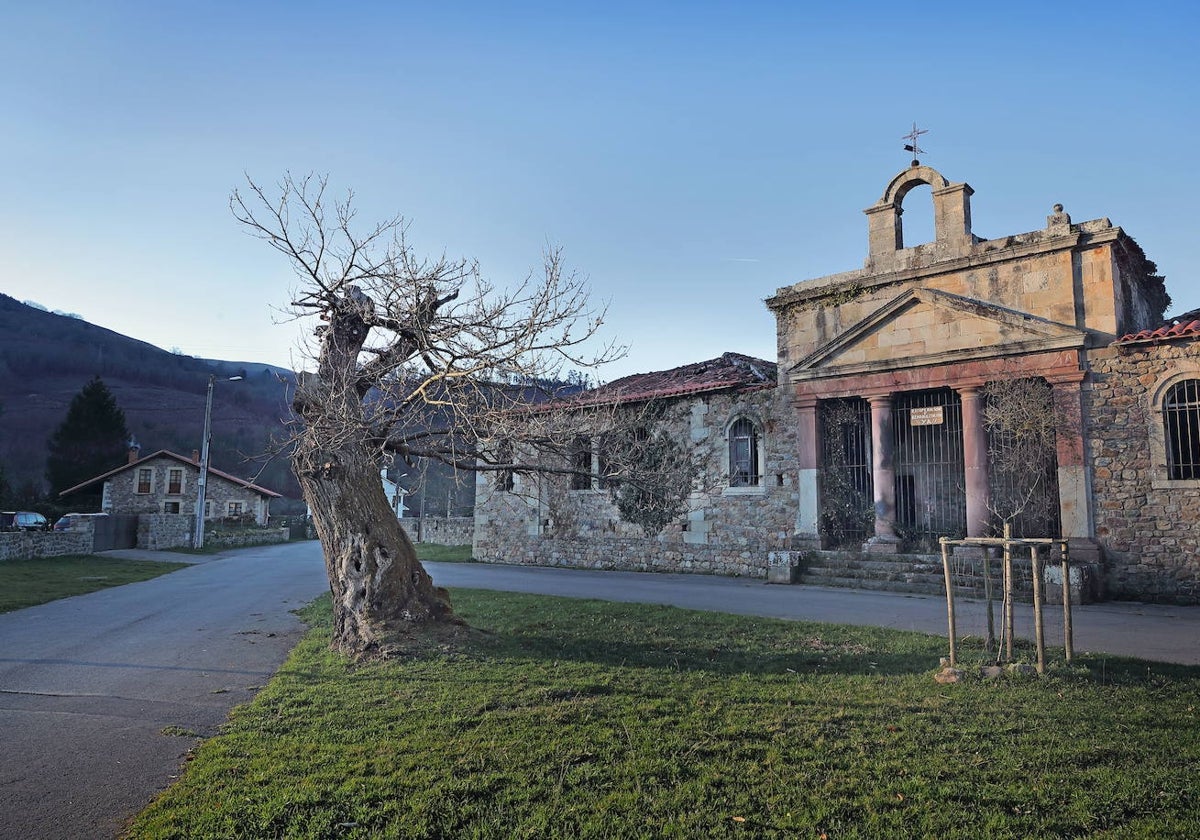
[[866, 394, 899, 552], [793, 396, 821, 549], [1050, 377, 1092, 542], [958, 386, 990, 538]]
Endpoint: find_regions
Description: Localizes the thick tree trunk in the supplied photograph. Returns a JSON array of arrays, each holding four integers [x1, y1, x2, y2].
[[296, 438, 454, 655]]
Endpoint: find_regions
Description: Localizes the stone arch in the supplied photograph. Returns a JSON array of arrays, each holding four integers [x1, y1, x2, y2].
[[1145, 363, 1200, 488], [880, 164, 951, 206], [724, 412, 765, 489], [865, 164, 975, 258]]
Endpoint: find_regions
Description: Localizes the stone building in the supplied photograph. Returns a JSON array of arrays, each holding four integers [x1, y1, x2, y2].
[[61, 449, 280, 525], [1087, 318, 1200, 601], [473, 353, 795, 576], [474, 163, 1200, 603]]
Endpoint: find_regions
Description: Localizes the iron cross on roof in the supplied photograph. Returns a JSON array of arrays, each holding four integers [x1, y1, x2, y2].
[[903, 122, 928, 165]]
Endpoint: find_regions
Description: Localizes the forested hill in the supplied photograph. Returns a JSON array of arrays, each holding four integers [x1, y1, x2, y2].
[[0, 294, 301, 502]]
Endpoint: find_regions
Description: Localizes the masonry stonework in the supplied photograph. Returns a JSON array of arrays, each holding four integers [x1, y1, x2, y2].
[[474, 378, 797, 577], [0, 531, 92, 561], [398, 516, 474, 546], [1088, 342, 1200, 602]]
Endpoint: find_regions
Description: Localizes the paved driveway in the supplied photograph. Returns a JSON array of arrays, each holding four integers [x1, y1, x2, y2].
[[0, 542, 328, 840]]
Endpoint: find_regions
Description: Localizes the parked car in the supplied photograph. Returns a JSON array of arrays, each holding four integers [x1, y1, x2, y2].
[[54, 513, 109, 531], [0, 511, 51, 532]]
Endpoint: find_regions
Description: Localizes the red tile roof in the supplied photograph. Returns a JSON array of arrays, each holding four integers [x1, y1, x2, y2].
[[1116, 309, 1200, 345], [565, 352, 776, 407]]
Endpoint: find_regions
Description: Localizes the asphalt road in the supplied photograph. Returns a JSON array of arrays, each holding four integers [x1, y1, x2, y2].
[[0, 543, 328, 840], [2, 541, 1197, 839]]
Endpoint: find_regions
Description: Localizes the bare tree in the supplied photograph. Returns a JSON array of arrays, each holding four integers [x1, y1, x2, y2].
[[232, 173, 624, 654], [981, 376, 1063, 537]]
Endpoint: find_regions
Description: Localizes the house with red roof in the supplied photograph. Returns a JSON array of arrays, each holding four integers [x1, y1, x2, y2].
[[475, 163, 1200, 604], [61, 448, 281, 526]]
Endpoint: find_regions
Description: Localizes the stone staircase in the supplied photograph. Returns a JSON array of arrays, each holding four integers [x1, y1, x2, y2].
[[797, 549, 1038, 600]]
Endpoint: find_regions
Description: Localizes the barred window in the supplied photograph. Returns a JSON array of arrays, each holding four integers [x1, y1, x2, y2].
[[570, 436, 593, 491], [1164, 379, 1200, 480], [728, 418, 761, 487], [495, 441, 515, 492]]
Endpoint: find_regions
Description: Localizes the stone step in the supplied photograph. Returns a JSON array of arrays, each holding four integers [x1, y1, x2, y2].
[[799, 572, 946, 596], [800, 561, 1036, 599]]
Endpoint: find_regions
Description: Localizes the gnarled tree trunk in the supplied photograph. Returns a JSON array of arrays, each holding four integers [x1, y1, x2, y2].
[[296, 438, 453, 654], [292, 290, 455, 654]]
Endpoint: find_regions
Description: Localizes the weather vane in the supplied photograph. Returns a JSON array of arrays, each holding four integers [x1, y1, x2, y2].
[[903, 122, 928, 165]]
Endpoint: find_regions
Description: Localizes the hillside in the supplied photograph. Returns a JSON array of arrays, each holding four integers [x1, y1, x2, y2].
[[0, 294, 301, 504]]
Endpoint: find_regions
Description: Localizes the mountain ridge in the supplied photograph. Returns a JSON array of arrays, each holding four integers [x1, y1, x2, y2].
[[0, 293, 301, 503]]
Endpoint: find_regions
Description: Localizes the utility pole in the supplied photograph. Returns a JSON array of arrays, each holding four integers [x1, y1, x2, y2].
[[193, 374, 242, 549]]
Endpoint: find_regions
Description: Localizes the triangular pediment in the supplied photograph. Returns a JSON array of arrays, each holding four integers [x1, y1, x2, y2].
[[788, 288, 1086, 380]]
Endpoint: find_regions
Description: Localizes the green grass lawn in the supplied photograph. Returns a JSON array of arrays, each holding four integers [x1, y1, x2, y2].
[[415, 543, 473, 563], [0, 554, 189, 613], [126, 591, 1200, 839]]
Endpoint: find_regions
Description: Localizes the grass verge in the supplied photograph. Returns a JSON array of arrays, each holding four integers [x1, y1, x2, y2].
[[415, 543, 473, 563], [0, 554, 189, 614], [126, 591, 1200, 839]]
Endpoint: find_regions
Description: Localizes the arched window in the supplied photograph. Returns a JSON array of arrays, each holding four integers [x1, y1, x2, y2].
[[1164, 379, 1200, 480], [728, 417, 760, 487]]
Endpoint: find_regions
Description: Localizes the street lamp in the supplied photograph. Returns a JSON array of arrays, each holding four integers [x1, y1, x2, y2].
[[193, 374, 243, 549]]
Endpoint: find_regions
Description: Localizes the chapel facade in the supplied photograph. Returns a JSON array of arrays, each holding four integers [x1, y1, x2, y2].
[[473, 163, 1200, 603]]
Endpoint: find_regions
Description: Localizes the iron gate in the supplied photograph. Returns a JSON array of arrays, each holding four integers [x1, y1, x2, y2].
[[983, 378, 1062, 538], [818, 397, 874, 548], [893, 389, 965, 552]]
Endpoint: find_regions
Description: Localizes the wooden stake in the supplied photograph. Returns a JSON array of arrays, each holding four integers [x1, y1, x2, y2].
[[1062, 540, 1074, 663], [1003, 523, 1014, 663], [941, 539, 957, 668], [1031, 544, 1045, 674], [983, 546, 995, 652]]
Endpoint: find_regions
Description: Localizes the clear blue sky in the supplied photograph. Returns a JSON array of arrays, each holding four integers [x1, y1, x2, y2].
[[3, 1, 1197, 380]]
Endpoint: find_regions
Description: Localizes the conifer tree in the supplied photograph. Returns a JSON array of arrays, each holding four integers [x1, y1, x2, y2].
[[46, 376, 130, 494], [0, 402, 7, 506]]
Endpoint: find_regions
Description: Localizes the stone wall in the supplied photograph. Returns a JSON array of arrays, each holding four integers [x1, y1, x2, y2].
[[474, 387, 798, 575], [0, 531, 92, 561], [398, 517, 474, 546], [1088, 342, 1200, 603], [207, 528, 290, 549], [137, 514, 192, 550], [477, 533, 769, 577]]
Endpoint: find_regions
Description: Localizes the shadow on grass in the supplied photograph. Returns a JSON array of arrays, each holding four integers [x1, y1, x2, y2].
[[479, 631, 941, 676], [295, 590, 1200, 684]]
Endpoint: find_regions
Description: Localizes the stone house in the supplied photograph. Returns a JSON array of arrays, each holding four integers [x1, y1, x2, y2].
[[60, 449, 281, 525], [1087, 317, 1200, 601], [473, 353, 796, 576], [474, 162, 1200, 603]]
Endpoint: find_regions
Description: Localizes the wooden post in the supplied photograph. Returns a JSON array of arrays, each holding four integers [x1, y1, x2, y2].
[[983, 545, 995, 652], [941, 538, 957, 668], [1031, 544, 1045, 674], [1061, 540, 1074, 663], [1002, 523, 1014, 663]]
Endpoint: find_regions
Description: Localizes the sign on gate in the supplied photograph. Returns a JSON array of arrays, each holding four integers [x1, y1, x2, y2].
[[909, 406, 944, 426]]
